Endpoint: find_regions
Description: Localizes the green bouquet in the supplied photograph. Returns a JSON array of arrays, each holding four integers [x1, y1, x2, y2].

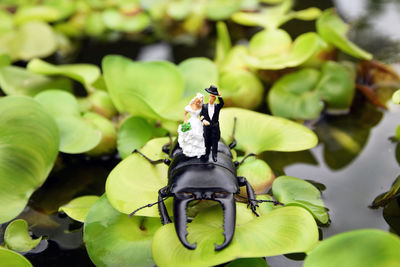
[[181, 122, 192, 132]]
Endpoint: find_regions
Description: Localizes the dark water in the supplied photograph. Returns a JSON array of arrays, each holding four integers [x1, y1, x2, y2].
[[2, 0, 400, 266]]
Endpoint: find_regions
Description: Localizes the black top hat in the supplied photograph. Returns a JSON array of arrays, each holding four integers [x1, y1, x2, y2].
[[205, 85, 218, 95]]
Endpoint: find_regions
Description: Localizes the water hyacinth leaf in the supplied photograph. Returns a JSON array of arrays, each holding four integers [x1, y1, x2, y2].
[[85, 12, 106, 36], [0, 10, 13, 34], [13, 21, 57, 61], [226, 258, 268, 267], [106, 137, 171, 216], [316, 61, 355, 109], [247, 32, 323, 70], [152, 206, 319, 267], [268, 68, 323, 119], [292, 7, 321, 21], [215, 21, 231, 66], [167, 0, 192, 20], [0, 54, 11, 67], [248, 29, 292, 58], [121, 13, 150, 33], [0, 66, 72, 96], [392, 89, 400, 104], [84, 195, 160, 267], [0, 247, 32, 267], [0, 96, 59, 223], [316, 9, 372, 60], [303, 229, 400, 267], [27, 58, 101, 89], [371, 175, 400, 208], [4, 219, 42, 252], [34, 90, 102, 153], [117, 116, 154, 159], [178, 57, 218, 98], [87, 90, 117, 119], [219, 70, 264, 109], [219, 45, 249, 73], [237, 157, 275, 195], [84, 112, 117, 156], [14, 6, 62, 24], [205, 0, 242, 20], [59, 195, 99, 222], [272, 176, 328, 224], [220, 108, 318, 154], [103, 55, 184, 120]]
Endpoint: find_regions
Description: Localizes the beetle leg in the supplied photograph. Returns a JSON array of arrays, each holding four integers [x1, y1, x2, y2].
[[158, 187, 172, 225], [133, 149, 171, 165], [214, 194, 236, 251], [228, 117, 237, 149], [238, 176, 259, 216], [234, 153, 256, 168], [162, 134, 173, 154]]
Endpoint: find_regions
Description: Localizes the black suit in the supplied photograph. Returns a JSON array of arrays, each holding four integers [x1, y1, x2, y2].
[[200, 96, 224, 160]]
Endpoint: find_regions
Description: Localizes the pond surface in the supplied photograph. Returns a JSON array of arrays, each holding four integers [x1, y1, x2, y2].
[[2, 0, 400, 266]]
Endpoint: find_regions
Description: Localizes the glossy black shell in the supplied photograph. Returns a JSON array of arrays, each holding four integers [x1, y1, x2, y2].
[[167, 140, 239, 194]]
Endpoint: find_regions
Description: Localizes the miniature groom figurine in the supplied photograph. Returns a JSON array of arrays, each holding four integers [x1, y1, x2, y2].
[[200, 85, 224, 162]]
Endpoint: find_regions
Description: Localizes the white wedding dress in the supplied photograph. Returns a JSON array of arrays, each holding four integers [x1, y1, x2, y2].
[[178, 105, 206, 158]]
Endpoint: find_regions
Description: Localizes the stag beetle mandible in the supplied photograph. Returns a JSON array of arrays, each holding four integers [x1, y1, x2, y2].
[[130, 119, 282, 251]]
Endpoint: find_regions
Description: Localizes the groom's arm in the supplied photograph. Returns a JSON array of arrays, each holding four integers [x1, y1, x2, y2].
[[218, 95, 224, 108]]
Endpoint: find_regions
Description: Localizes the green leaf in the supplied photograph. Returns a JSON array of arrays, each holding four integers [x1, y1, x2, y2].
[[27, 58, 101, 90], [392, 89, 400, 104], [4, 219, 42, 252], [13, 21, 58, 61], [219, 70, 264, 109], [316, 9, 372, 60], [85, 12, 106, 36], [0, 96, 59, 223], [371, 175, 400, 208], [152, 205, 319, 267], [215, 21, 231, 66], [226, 258, 268, 267], [272, 176, 328, 224], [0, 247, 32, 267], [103, 55, 184, 120], [0, 66, 72, 96], [0, 54, 11, 67], [316, 61, 355, 109], [268, 68, 323, 119], [220, 108, 318, 154], [59, 195, 99, 222], [247, 31, 324, 70], [84, 195, 161, 267], [205, 0, 242, 20], [248, 29, 292, 58], [117, 116, 155, 159], [106, 137, 171, 216], [304, 229, 400, 267], [178, 57, 218, 98], [87, 90, 117, 119], [237, 157, 274, 195], [14, 6, 62, 24], [34, 90, 102, 154]]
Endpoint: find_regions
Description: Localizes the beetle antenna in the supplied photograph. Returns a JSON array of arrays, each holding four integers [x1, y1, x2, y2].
[[236, 194, 284, 206], [129, 196, 170, 217], [228, 117, 237, 149]]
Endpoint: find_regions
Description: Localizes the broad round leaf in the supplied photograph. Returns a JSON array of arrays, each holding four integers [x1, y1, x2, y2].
[[226, 258, 268, 267], [0, 66, 72, 96], [247, 32, 324, 70], [249, 29, 292, 58], [304, 229, 400, 267], [0, 247, 32, 267], [272, 176, 328, 224], [84, 195, 161, 267], [237, 156, 274, 195], [316, 9, 372, 60], [316, 61, 355, 109], [392, 89, 400, 105], [4, 219, 42, 252], [106, 137, 171, 216], [13, 21, 57, 61], [178, 57, 218, 98], [152, 206, 319, 267], [0, 54, 11, 67], [34, 90, 102, 154], [220, 108, 318, 154], [59, 195, 99, 222], [268, 68, 323, 119], [205, 0, 242, 20], [219, 70, 264, 109], [14, 6, 62, 24], [0, 96, 59, 223], [103, 55, 184, 120], [117, 116, 154, 159], [27, 58, 101, 88]]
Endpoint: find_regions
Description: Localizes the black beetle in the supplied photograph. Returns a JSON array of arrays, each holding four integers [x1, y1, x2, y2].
[[130, 120, 282, 251]]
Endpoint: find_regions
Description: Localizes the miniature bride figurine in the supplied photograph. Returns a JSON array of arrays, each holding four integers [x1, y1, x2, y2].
[[177, 93, 206, 158]]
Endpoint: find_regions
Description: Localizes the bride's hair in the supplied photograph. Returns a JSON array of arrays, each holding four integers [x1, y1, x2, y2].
[[190, 93, 204, 105]]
